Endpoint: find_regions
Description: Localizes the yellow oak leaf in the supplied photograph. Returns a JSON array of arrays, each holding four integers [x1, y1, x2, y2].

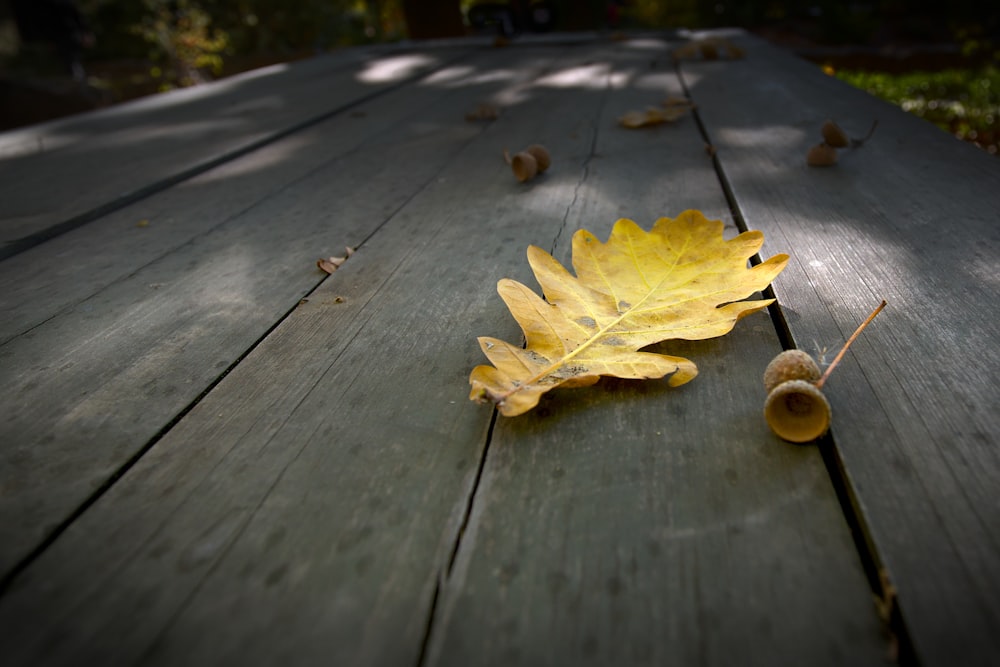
[[469, 210, 788, 416], [672, 37, 746, 61], [618, 105, 690, 128]]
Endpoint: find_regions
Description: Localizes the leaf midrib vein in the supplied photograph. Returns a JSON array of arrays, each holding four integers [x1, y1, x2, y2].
[[499, 231, 694, 402]]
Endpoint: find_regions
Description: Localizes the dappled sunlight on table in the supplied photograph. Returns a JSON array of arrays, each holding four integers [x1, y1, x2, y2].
[[356, 54, 437, 84]]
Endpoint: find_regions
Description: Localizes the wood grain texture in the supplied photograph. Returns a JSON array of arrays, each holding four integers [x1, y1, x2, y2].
[[682, 29, 1000, 666], [426, 38, 885, 666], [0, 46, 548, 343], [0, 43, 682, 666], [0, 43, 474, 254], [0, 46, 560, 579], [430, 328, 886, 667]]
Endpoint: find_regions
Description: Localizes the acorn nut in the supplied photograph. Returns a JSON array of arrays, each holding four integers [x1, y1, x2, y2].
[[764, 379, 831, 443], [821, 120, 850, 148], [511, 152, 538, 182], [763, 349, 822, 393], [762, 300, 887, 444], [807, 142, 838, 166], [525, 144, 551, 172]]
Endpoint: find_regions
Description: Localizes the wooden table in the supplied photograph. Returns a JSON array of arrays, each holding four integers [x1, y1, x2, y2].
[[1, 29, 997, 666]]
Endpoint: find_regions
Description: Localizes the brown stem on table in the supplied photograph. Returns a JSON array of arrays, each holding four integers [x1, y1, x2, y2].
[[852, 119, 879, 147], [815, 299, 887, 389]]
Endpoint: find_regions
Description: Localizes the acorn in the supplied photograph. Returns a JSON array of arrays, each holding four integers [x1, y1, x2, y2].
[[807, 142, 838, 166], [763, 349, 821, 393], [511, 151, 538, 182], [764, 380, 831, 443], [525, 144, 551, 173], [821, 120, 850, 148], [762, 299, 887, 444]]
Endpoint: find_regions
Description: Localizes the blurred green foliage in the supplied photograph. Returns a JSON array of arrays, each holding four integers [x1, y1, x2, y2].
[[9, 1, 996, 112], [836, 66, 1000, 154], [75, 0, 408, 90], [130, 0, 228, 89]]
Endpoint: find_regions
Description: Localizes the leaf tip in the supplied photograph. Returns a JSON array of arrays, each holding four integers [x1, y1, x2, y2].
[[667, 360, 699, 387]]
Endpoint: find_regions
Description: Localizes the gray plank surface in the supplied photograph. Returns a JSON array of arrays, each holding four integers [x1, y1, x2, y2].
[[431, 330, 885, 667], [0, 42, 475, 255], [0, 42, 647, 665], [0, 37, 884, 666], [0, 45, 541, 342], [426, 37, 885, 667], [682, 29, 1000, 666], [0, 45, 560, 579]]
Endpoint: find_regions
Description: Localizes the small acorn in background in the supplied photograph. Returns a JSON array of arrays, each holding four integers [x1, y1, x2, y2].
[[764, 300, 886, 443], [807, 119, 878, 166], [505, 144, 551, 183], [807, 142, 838, 167], [511, 151, 538, 182], [821, 120, 850, 148], [525, 144, 551, 172]]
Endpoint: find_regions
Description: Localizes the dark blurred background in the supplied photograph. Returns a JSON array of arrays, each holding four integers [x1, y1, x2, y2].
[[1, 1, 997, 151]]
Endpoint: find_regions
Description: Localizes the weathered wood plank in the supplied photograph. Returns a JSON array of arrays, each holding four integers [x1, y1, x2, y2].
[[682, 29, 1000, 666], [431, 331, 887, 666], [0, 45, 543, 343], [425, 38, 886, 666], [0, 46, 562, 579], [0, 35, 897, 666], [0, 42, 649, 666], [0, 42, 475, 256]]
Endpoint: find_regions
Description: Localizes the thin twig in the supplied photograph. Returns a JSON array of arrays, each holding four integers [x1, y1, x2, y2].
[[816, 299, 887, 389], [852, 119, 879, 147]]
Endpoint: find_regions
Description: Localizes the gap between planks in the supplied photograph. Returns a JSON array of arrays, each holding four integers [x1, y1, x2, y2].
[[0, 49, 476, 263], [436, 42, 627, 583], [0, 37, 628, 642], [0, 103, 497, 595], [673, 56, 914, 664], [413, 47, 626, 666], [0, 276, 314, 596]]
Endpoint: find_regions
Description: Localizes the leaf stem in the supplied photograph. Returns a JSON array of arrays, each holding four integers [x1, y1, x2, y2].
[[815, 299, 886, 389]]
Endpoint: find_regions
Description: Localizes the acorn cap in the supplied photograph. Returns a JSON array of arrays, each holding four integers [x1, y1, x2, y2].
[[764, 380, 831, 443], [821, 120, 850, 148], [763, 349, 822, 393], [511, 152, 538, 182], [807, 142, 838, 166]]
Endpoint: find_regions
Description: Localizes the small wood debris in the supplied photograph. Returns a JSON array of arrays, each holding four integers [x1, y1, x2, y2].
[[317, 246, 356, 274], [663, 95, 694, 108], [873, 568, 900, 662], [465, 104, 499, 122]]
